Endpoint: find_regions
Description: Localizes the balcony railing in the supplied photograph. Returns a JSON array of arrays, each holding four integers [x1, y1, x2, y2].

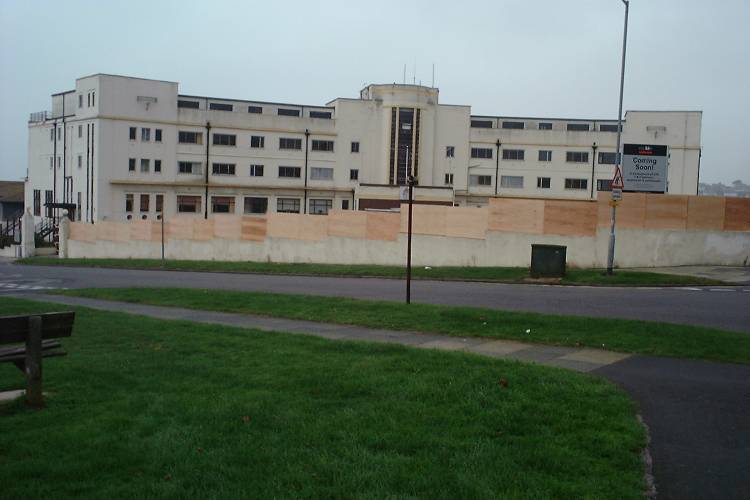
[[29, 111, 51, 123]]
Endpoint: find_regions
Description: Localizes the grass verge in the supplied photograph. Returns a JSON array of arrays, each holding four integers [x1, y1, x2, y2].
[[56, 287, 750, 364], [0, 297, 645, 499], [17, 256, 726, 286]]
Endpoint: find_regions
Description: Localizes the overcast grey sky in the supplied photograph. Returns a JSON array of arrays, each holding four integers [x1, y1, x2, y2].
[[0, 0, 747, 183]]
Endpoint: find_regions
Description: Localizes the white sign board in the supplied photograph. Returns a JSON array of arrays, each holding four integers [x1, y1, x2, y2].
[[612, 188, 623, 201], [622, 144, 668, 193], [399, 186, 409, 201]]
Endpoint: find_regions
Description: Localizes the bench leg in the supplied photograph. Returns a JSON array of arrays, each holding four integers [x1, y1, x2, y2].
[[25, 315, 44, 408]]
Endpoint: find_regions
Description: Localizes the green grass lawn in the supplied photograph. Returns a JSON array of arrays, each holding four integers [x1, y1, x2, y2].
[[0, 297, 645, 499], [18, 256, 727, 286], [57, 287, 750, 365]]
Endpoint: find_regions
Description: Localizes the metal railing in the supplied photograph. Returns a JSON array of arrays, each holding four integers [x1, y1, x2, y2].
[[29, 111, 51, 123]]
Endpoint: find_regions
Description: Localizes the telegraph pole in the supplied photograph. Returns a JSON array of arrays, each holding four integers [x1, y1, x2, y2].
[[607, 0, 629, 275]]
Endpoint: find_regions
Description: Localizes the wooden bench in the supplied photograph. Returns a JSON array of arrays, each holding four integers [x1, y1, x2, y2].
[[0, 312, 75, 407]]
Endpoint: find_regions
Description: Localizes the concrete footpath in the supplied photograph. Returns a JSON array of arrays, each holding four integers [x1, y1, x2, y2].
[[10, 293, 630, 372], [7, 292, 750, 500]]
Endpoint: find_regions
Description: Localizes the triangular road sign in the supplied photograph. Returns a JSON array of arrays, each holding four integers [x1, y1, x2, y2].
[[611, 167, 624, 189]]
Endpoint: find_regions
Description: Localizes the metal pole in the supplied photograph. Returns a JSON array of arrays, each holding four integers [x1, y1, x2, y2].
[[607, 0, 629, 275], [303, 129, 310, 214], [161, 211, 165, 261], [494, 139, 501, 196], [406, 176, 414, 304]]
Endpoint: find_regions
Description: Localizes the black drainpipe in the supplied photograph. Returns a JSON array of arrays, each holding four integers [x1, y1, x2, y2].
[[696, 148, 702, 195], [590, 142, 598, 199], [90, 123, 95, 223], [62, 97, 66, 205], [85, 124, 90, 222], [494, 139, 501, 196], [303, 129, 310, 214], [205, 121, 211, 219], [52, 121, 57, 217]]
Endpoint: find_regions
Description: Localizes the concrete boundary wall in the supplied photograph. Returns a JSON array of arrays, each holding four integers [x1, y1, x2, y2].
[[65, 194, 750, 268]]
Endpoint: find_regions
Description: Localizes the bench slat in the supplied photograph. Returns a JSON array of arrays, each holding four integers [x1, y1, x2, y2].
[[0, 350, 67, 364], [0, 312, 75, 343], [0, 340, 62, 357]]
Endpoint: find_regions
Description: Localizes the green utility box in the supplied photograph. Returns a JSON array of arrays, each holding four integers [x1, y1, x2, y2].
[[530, 244, 567, 278]]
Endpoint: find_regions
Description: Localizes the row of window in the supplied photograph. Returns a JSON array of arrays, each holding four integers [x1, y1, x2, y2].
[[143, 160, 360, 180], [176, 131, 357, 152], [129, 127, 163, 142], [126, 194, 346, 216], [461, 175, 611, 191], [468, 147, 619, 164], [470, 119, 621, 132], [178, 99, 333, 119]]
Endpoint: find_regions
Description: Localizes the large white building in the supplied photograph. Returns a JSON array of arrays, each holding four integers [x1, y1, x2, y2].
[[26, 74, 702, 222]]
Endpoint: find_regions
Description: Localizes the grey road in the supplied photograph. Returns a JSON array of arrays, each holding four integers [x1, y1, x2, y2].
[[2, 260, 749, 332]]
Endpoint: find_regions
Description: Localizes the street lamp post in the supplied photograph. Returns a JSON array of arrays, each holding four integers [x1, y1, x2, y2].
[[606, 0, 629, 275]]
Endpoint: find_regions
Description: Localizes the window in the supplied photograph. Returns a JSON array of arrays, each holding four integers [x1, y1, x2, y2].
[[566, 151, 589, 163], [249, 164, 264, 177], [279, 137, 302, 150], [211, 196, 235, 213], [538, 122, 553, 130], [49, 157, 53, 169], [75, 155, 81, 169], [212, 163, 236, 175], [309, 199, 333, 215], [78, 125, 82, 138], [311, 167, 333, 180], [140, 194, 150, 212], [154, 160, 162, 173], [278, 108, 300, 117], [446, 146, 455, 158], [44, 190, 53, 217], [351, 141, 360, 153], [500, 175, 524, 188], [209, 102, 233, 111], [502, 121, 524, 129], [91, 92, 95, 106], [125, 194, 134, 213], [178, 100, 200, 109], [597, 179, 613, 191], [140, 159, 150, 172], [250, 135, 265, 148], [50, 128, 54, 141], [565, 178, 588, 190], [567, 123, 590, 131], [311, 140, 334, 152], [177, 195, 201, 213], [342, 200, 350, 210], [156, 194, 163, 213], [212, 133, 236, 146], [599, 124, 621, 132], [33, 190, 41, 216], [538, 150, 552, 162], [277, 198, 300, 213], [310, 111, 332, 119], [178, 161, 201, 174], [444, 173, 454, 185], [57, 128, 61, 140], [141, 128, 151, 141], [87, 93, 90, 107], [129, 127, 137, 140], [178, 131, 202, 144], [248, 105, 262, 114], [502, 149, 525, 160], [78, 95, 83, 108], [598, 152, 618, 165], [278, 166, 301, 178], [350, 169, 359, 181], [471, 119, 493, 128], [244, 197, 268, 214], [128, 158, 136, 172], [471, 147, 493, 159], [155, 129, 162, 142], [470, 175, 492, 186], [537, 177, 551, 189]]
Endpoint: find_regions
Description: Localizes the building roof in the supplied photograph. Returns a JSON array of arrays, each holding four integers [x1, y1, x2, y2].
[[0, 181, 24, 203]]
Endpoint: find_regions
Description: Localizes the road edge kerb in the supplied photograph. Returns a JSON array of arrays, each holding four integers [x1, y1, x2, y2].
[[12, 261, 734, 287]]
